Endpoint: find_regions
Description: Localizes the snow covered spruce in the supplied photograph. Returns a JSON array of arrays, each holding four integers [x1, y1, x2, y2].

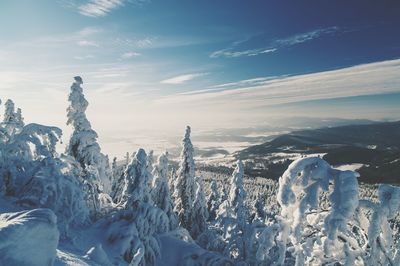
[[1, 77, 400, 265]]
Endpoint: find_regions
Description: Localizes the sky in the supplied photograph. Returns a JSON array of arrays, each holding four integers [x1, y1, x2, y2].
[[0, 0, 400, 157]]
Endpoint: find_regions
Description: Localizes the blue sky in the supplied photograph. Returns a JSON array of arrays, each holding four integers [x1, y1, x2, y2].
[[1, 0, 400, 156]]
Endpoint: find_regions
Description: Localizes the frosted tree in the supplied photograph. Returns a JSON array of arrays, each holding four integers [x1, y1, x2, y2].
[[147, 150, 154, 173], [217, 160, 248, 261], [169, 166, 177, 202], [251, 194, 267, 222], [3, 99, 18, 123], [2, 99, 24, 136], [111, 148, 170, 265], [173, 126, 197, 235], [0, 110, 89, 236], [359, 184, 400, 265], [228, 160, 247, 227], [207, 179, 221, 221], [118, 148, 153, 208], [151, 152, 178, 230], [277, 157, 360, 265], [66, 76, 112, 195], [191, 175, 209, 238], [111, 157, 118, 181], [16, 108, 24, 126]]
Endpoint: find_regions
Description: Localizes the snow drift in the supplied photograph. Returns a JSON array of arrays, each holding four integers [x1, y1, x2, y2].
[[0, 208, 59, 266]]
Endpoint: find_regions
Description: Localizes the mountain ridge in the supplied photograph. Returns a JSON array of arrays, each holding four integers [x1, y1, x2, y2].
[[236, 120, 400, 184]]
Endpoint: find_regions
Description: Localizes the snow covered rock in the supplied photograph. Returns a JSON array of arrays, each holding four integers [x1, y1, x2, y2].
[[0, 208, 59, 266]]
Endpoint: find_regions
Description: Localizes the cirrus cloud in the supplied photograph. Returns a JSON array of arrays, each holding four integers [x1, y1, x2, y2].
[[160, 73, 208, 85]]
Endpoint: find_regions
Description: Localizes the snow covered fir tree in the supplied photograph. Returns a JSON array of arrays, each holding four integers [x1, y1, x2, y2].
[[0, 76, 400, 266]]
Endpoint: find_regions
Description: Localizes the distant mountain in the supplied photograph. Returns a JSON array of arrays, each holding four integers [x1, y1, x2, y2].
[[236, 121, 400, 184]]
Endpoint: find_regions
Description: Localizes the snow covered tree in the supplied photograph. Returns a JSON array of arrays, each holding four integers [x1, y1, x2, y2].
[[118, 148, 153, 208], [110, 148, 170, 265], [207, 179, 221, 221], [251, 194, 267, 223], [216, 160, 248, 261], [228, 160, 247, 227], [66, 76, 112, 195], [360, 184, 400, 265], [169, 166, 177, 202], [16, 108, 24, 126], [191, 175, 209, 238], [277, 157, 360, 265], [2, 99, 24, 136], [151, 152, 178, 230], [0, 109, 89, 236], [173, 126, 198, 236], [147, 150, 154, 173], [111, 157, 118, 182], [3, 99, 18, 123]]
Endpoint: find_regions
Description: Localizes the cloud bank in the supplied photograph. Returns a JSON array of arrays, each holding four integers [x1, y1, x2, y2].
[[157, 59, 400, 108]]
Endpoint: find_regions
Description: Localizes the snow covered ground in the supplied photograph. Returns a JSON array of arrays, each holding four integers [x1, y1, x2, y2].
[[0, 209, 59, 266]]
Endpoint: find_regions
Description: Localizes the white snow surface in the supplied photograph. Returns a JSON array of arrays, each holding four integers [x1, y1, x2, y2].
[[0, 208, 59, 266]]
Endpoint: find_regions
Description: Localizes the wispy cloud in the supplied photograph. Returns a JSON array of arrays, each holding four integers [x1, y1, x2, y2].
[[179, 76, 288, 95], [274, 26, 338, 46], [136, 37, 155, 48], [78, 0, 125, 17], [77, 40, 99, 47], [76, 0, 150, 17], [161, 73, 208, 85], [158, 59, 400, 107], [210, 48, 276, 58], [121, 51, 141, 59], [74, 54, 95, 60], [77, 27, 103, 36], [210, 27, 339, 58]]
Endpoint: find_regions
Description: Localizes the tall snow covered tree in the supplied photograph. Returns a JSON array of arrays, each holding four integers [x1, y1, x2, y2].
[[215, 160, 249, 261], [173, 126, 199, 236], [66, 76, 112, 194], [151, 152, 178, 230], [228, 160, 247, 227], [191, 175, 209, 238]]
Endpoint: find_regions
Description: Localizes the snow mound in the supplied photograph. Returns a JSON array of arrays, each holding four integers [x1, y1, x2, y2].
[[84, 244, 112, 265], [0, 208, 59, 266], [157, 233, 234, 266]]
